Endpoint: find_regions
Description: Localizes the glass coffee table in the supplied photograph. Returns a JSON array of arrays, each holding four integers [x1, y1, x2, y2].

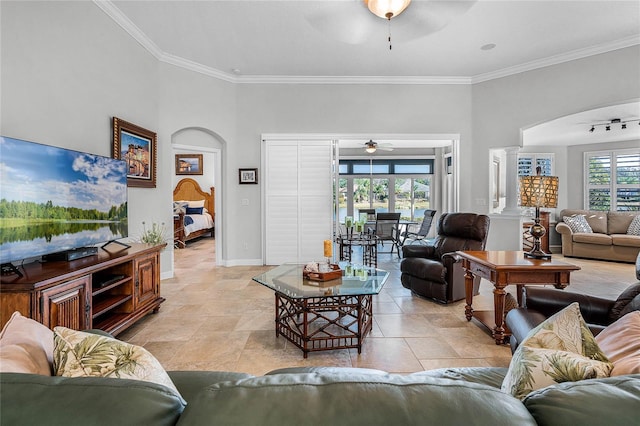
[[252, 263, 389, 358]]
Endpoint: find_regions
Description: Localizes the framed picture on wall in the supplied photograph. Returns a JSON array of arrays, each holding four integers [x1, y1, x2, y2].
[[112, 117, 157, 188], [239, 168, 258, 184], [175, 154, 203, 175]]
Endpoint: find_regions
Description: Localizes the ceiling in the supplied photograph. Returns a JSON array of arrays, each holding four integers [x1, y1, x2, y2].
[[101, 1, 640, 147]]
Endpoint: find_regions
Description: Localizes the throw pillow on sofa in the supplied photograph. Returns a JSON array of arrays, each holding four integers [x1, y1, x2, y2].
[[627, 215, 640, 236], [53, 326, 183, 401], [563, 215, 593, 233], [501, 303, 612, 400], [595, 311, 640, 376], [0, 311, 54, 376]]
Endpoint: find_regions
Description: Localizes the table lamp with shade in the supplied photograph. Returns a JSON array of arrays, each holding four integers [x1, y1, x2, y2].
[[519, 166, 559, 260]]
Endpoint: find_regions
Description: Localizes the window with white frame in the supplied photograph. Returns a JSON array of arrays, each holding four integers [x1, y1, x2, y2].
[[585, 148, 640, 211], [517, 153, 554, 177], [338, 159, 433, 222]]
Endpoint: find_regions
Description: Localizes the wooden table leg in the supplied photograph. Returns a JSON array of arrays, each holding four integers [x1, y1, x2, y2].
[[464, 263, 474, 321], [492, 285, 507, 345]]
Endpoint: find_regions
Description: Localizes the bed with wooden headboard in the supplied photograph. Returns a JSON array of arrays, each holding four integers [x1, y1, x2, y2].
[[173, 178, 215, 247]]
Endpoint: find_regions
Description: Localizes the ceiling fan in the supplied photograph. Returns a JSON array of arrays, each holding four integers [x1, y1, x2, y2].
[[364, 140, 393, 153], [304, 1, 478, 46]]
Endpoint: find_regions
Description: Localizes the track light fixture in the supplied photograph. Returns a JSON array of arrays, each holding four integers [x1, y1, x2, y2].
[[588, 118, 640, 133]]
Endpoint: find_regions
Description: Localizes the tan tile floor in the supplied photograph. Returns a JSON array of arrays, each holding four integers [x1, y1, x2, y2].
[[118, 238, 637, 376]]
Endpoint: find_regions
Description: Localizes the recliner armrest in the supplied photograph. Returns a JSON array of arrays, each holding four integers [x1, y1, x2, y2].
[[402, 244, 436, 259], [524, 287, 614, 326]]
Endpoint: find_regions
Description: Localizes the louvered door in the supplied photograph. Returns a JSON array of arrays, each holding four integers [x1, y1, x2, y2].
[[40, 275, 91, 330], [264, 140, 334, 265]]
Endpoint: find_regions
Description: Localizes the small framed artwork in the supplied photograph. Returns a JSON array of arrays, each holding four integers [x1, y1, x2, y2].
[[112, 117, 157, 188], [175, 154, 203, 175], [239, 168, 258, 184]]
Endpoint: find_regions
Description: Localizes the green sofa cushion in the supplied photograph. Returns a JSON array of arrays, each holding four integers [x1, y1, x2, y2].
[[523, 374, 640, 426], [412, 367, 508, 389], [168, 370, 254, 403], [0, 372, 185, 426], [176, 372, 537, 426]]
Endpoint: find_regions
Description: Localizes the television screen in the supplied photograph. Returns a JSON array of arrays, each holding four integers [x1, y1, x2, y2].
[[0, 136, 128, 264]]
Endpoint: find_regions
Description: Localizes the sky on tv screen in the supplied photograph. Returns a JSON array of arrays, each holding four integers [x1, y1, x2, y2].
[[0, 136, 127, 210]]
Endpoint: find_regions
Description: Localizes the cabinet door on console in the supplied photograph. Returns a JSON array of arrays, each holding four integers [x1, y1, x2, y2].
[[133, 253, 160, 310], [40, 276, 91, 330]]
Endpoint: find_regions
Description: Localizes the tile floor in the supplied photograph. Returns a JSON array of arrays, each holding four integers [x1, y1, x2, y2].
[[118, 238, 637, 376]]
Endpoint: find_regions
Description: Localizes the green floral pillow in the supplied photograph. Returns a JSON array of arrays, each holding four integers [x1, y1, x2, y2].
[[53, 327, 182, 399], [501, 302, 612, 400]]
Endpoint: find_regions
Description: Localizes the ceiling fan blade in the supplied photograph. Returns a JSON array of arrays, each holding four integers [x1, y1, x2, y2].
[[388, 0, 478, 42], [378, 147, 394, 151], [304, 1, 377, 45]]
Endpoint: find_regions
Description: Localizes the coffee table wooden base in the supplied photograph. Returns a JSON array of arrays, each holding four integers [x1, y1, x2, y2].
[[274, 292, 373, 358]]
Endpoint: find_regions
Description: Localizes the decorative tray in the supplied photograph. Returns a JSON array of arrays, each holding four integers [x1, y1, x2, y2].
[[303, 264, 342, 282]]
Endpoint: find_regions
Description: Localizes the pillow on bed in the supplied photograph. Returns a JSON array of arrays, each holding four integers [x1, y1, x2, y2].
[[173, 201, 188, 214], [188, 200, 205, 208], [186, 207, 204, 215]]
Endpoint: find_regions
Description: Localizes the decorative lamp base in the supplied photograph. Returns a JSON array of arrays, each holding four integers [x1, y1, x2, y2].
[[524, 250, 552, 260]]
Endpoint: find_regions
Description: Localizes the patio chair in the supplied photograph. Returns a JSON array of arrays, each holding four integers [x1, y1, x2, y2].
[[371, 212, 401, 256], [401, 209, 436, 246]]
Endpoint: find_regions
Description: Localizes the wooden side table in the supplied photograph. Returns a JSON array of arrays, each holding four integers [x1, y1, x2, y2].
[[457, 250, 580, 344]]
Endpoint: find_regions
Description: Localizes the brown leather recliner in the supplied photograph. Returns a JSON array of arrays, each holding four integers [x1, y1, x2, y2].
[[400, 212, 490, 304]]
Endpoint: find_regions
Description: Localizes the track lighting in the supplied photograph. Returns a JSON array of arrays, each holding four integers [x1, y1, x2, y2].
[[588, 118, 640, 133]]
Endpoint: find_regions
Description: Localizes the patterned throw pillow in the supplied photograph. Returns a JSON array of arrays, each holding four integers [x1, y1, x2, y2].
[[563, 215, 593, 233], [501, 303, 612, 400], [53, 327, 183, 400], [173, 201, 188, 214], [627, 215, 640, 236]]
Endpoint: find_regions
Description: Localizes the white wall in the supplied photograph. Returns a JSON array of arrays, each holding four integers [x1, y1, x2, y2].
[[0, 1, 173, 274], [2, 2, 639, 269], [472, 47, 640, 213]]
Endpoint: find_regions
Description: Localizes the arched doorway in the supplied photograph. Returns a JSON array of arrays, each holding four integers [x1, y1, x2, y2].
[[171, 127, 225, 266]]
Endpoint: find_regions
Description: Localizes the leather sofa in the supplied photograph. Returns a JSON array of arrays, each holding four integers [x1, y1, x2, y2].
[[2, 366, 639, 425], [556, 209, 640, 263], [506, 253, 640, 352], [400, 212, 490, 303]]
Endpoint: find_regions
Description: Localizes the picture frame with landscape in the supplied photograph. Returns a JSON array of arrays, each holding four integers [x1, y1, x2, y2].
[[175, 154, 203, 175], [112, 117, 157, 188]]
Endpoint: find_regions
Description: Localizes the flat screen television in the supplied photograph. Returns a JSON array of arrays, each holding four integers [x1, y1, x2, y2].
[[0, 136, 128, 265]]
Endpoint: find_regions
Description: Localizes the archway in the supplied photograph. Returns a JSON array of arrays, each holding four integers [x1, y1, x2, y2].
[[171, 127, 226, 266]]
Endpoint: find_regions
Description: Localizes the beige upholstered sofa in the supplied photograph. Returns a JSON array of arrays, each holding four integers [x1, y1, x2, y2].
[[556, 209, 640, 263]]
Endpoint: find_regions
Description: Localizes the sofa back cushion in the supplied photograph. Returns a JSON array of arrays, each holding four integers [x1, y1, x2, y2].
[[177, 372, 537, 426], [565, 210, 609, 234], [609, 212, 638, 234], [0, 373, 186, 426], [523, 375, 640, 426]]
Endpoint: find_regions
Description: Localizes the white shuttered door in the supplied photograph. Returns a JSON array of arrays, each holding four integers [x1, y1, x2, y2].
[[264, 140, 333, 265]]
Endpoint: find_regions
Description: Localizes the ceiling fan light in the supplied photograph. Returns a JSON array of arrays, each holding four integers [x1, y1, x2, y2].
[[366, 146, 377, 153], [365, 0, 411, 20]]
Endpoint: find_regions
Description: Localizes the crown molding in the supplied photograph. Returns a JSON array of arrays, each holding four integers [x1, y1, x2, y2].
[[96, 1, 639, 86], [235, 75, 471, 85], [94, 0, 163, 59], [471, 35, 640, 84]]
